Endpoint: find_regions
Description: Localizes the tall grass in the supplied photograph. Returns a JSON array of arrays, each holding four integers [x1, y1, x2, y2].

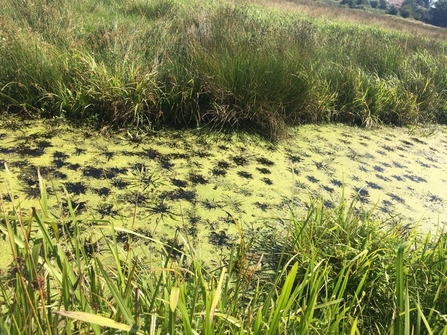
[[1, 0, 447, 138], [1, 167, 446, 334]]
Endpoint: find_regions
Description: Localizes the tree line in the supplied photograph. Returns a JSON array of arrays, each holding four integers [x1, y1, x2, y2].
[[341, 0, 447, 28]]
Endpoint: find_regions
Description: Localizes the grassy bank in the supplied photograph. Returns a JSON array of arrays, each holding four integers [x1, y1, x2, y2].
[[1, 169, 447, 334], [1, 0, 447, 139]]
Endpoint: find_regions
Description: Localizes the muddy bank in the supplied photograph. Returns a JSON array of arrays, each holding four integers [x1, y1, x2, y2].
[[1, 118, 446, 266]]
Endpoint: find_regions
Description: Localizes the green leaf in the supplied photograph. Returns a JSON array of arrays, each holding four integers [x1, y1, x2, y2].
[[55, 311, 143, 334], [170, 287, 180, 313], [396, 243, 406, 333], [96, 260, 135, 325], [210, 268, 226, 324], [213, 312, 242, 328], [350, 317, 360, 335], [267, 262, 298, 335], [415, 303, 433, 335], [37, 169, 49, 218]]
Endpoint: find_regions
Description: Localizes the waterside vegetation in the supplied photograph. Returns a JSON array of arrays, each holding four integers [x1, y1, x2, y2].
[[1, 0, 447, 139], [1, 169, 447, 334]]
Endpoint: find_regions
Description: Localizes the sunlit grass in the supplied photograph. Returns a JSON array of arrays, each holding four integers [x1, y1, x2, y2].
[[1, 0, 447, 139]]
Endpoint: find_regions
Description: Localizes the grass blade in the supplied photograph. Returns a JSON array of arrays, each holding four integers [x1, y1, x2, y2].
[[96, 259, 135, 325], [55, 311, 143, 334], [210, 267, 226, 324], [396, 243, 406, 333], [267, 262, 298, 335], [170, 287, 180, 313]]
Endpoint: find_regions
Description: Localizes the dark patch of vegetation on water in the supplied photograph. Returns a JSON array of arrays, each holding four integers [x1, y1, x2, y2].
[[262, 177, 273, 185], [232, 155, 250, 167], [161, 188, 197, 202], [237, 171, 253, 179], [209, 230, 232, 248], [189, 173, 208, 185], [256, 167, 271, 175], [256, 157, 275, 166], [211, 167, 227, 177], [65, 182, 87, 195]]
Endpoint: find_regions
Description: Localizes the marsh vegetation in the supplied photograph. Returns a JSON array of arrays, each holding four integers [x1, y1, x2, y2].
[[1, 0, 447, 139]]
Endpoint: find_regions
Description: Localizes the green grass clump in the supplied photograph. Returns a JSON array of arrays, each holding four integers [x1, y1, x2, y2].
[[2, 0, 447, 138], [1, 167, 446, 334]]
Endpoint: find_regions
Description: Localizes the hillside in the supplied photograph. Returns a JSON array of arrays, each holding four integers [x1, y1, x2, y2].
[[257, 0, 446, 36]]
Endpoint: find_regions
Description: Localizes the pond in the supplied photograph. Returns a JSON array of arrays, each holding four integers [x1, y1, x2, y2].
[[1, 118, 446, 268]]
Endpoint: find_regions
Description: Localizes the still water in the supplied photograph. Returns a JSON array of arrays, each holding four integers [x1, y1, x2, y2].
[[1, 118, 446, 266]]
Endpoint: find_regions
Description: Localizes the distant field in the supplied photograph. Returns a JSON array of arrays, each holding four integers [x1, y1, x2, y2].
[[256, 0, 447, 39]]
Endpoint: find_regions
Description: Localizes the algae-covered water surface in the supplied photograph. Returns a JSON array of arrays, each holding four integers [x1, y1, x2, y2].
[[1, 118, 447, 267]]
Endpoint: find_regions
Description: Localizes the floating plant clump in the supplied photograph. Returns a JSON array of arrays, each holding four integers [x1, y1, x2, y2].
[[256, 167, 271, 174], [256, 157, 275, 166], [112, 179, 130, 189], [209, 230, 232, 248], [217, 160, 231, 169], [83, 167, 105, 179], [232, 155, 249, 166], [171, 178, 188, 188], [17, 145, 45, 157], [211, 168, 227, 177], [189, 173, 208, 185], [237, 171, 253, 179]]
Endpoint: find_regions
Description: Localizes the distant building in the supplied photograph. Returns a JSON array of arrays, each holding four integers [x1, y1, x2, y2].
[[386, 0, 404, 7]]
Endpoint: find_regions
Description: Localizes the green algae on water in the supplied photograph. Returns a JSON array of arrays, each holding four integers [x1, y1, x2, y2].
[[1, 120, 447, 266]]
